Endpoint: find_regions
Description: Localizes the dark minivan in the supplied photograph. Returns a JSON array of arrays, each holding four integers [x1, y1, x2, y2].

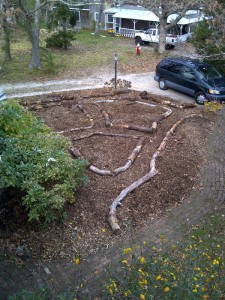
[[154, 57, 225, 104]]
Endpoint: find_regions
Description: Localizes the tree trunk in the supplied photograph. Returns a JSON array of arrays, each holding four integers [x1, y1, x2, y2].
[[2, 22, 11, 61], [29, 0, 41, 69], [62, 22, 68, 50], [158, 16, 167, 54], [94, 0, 104, 36], [1, 0, 11, 61]]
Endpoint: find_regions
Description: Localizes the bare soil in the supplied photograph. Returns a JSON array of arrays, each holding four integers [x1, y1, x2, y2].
[[0, 87, 217, 262]]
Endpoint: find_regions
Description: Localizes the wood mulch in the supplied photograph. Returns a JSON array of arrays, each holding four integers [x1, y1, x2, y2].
[[0, 88, 217, 261]]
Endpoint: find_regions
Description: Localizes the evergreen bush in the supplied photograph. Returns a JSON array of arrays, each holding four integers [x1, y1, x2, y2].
[[0, 100, 87, 223]]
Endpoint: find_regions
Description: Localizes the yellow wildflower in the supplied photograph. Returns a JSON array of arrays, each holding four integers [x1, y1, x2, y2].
[[140, 257, 146, 264], [123, 248, 132, 254], [122, 259, 128, 264], [139, 279, 147, 285], [74, 258, 80, 265], [163, 286, 170, 293], [138, 268, 145, 276], [140, 294, 145, 300], [212, 259, 219, 265], [156, 275, 162, 280], [192, 289, 197, 292], [124, 290, 131, 297]]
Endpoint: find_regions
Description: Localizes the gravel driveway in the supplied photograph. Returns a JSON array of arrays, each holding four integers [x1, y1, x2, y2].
[[2, 71, 195, 104]]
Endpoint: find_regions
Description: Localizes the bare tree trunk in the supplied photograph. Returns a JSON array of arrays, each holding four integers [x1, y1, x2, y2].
[[1, 0, 11, 61], [2, 22, 11, 61], [159, 16, 167, 53], [29, 0, 41, 69], [94, 0, 104, 36]]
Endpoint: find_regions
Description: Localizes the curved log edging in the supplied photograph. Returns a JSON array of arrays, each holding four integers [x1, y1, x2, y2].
[[108, 113, 202, 234], [70, 137, 145, 176]]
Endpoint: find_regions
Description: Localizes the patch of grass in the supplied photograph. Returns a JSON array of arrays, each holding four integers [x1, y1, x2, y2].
[[103, 208, 225, 299], [0, 29, 136, 83]]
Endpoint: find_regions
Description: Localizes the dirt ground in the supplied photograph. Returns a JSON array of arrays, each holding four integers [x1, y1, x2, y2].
[[0, 87, 217, 262]]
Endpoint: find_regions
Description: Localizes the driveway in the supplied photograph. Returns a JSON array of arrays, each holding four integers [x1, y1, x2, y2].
[[2, 71, 195, 104]]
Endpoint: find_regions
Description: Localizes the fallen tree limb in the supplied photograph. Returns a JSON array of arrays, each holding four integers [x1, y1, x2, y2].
[[113, 124, 155, 133], [73, 132, 141, 141], [112, 106, 172, 134], [108, 113, 202, 234], [54, 126, 93, 134], [140, 91, 196, 109], [70, 137, 144, 176]]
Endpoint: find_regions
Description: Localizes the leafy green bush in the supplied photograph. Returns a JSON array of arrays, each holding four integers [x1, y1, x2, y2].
[[45, 31, 76, 49], [0, 100, 87, 223]]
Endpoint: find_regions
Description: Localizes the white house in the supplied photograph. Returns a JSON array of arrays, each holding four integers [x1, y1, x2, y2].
[[104, 5, 206, 41]]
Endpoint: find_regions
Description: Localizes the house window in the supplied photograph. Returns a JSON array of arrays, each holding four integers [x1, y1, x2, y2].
[[74, 10, 80, 22], [107, 14, 113, 23], [94, 12, 99, 22]]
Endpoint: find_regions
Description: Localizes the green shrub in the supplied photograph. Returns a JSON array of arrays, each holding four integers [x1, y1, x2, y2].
[[0, 100, 87, 223], [45, 30, 76, 49], [41, 47, 57, 74]]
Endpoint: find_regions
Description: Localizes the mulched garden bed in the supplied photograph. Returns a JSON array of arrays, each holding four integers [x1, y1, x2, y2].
[[0, 88, 217, 261]]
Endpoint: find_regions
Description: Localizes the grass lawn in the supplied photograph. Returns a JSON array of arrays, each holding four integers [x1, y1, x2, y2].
[[0, 29, 163, 84]]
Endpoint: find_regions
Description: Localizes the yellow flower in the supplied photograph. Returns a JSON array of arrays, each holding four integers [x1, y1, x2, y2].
[[192, 289, 197, 293], [140, 257, 146, 264], [212, 259, 219, 265], [140, 294, 145, 300], [124, 290, 131, 297], [139, 279, 147, 285], [74, 258, 80, 265], [156, 275, 162, 280], [123, 248, 132, 254], [138, 268, 145, 276], [163, 286, 170, 293], [122, 259, 128, 264]]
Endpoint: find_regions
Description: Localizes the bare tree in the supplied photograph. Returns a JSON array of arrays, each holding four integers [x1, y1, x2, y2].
[[143, 0, 201, 53], [0, 0, 19, 61], [94, 0, 104, 35], [15, 0, 77, 69]]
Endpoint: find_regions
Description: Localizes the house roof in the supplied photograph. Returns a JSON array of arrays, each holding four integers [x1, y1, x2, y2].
[[168, 10, 205, 25], [104, 7, 206, 25], [111, 8, 159, 22]]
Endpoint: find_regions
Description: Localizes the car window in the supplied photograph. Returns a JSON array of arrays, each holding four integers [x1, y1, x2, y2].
[[197, 66, 222, 80], [181, 66, 196, 80], [168, 63, 183, 74]]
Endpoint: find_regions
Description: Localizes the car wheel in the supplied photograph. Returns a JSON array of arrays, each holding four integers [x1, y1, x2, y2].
[[195, 91, 207, 105], [159, 78, 168, 90], [135, 37, 143, 45]]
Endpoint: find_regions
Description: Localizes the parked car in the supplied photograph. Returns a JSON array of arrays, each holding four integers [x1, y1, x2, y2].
[[0, 88, 6, 101], [154, 57, 225, 104]]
